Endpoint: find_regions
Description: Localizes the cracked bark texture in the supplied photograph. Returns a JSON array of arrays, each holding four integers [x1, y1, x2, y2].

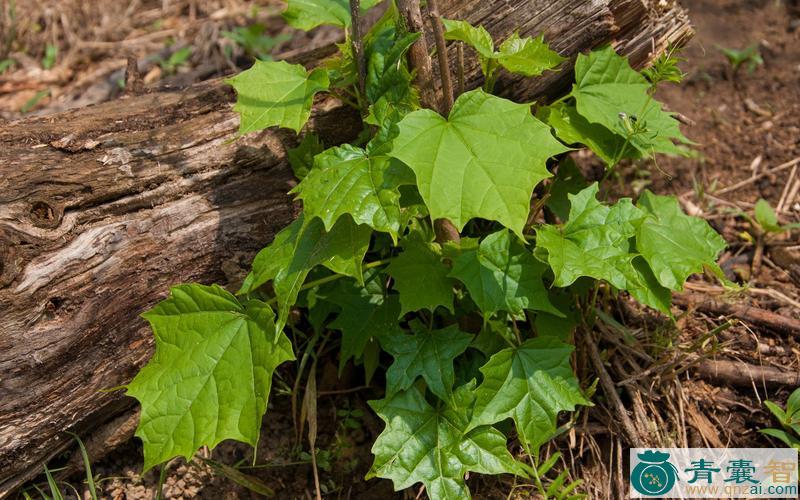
[[0, 0, 692, 494]]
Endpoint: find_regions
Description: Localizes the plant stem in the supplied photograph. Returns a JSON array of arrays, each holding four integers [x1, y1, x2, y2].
[[349, 0, 366, 98], [433, 218, 461, 244], [305, 360, 322, 500], [456, 42, 465, 97], [292, 330, 319, 445], [397, 0, 437, 109], [483, 59, 499, 93], [265, 258, 392, 306], [510, 318, 523, 345], [426, 0, 454, 114], [529, 457, 547, 498], [155, 463, 169, 500], [398, 0, 460, 244]]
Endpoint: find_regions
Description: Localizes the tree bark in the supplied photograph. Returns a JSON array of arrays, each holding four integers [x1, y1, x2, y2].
[[0, 0, 692, 494]]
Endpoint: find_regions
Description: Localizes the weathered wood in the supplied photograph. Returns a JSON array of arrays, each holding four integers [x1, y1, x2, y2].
[[0, 0, 692, 494]]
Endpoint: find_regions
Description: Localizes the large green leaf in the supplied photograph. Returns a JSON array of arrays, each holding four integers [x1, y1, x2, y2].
[[442, 20, 562, 79], [441, 19, 495, 59], [238, 215, 372, 333], [386, 239, 454, 315], [623, 256, 673, 314], [381, 323, 472, 401], [283, 0, 382, 30], [127, 284, 294, 470], [534, 183, 672, 312], [535, 183, 643, 289], [238, 217, 302, 295], [226, 60, 329, 134], [569, 46, 689, 156], [365, 96, 420, 158], [468, 337, 587, 452], [364, 21, 420, 109], [541, 102, 639, 166], [389, 89, 568, 238], [449, 230, 560, 317], [326, 275, 401, 376], [544, 158, 588, 222], [291, 145, 413, 239], [496, 33, 565, 77], [368, 383, 525, 499], [534, 291, 580, 341], [636, 191, 726, 291], [287, 133, 324, 180]]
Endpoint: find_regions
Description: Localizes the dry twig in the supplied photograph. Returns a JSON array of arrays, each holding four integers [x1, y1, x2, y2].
[[777, 164, 798, 212], [581, 328, 643, 446], [694, 358, 800, 387], [124, 54, 144, 95], [684, 282, 800, 310], [714, 156, 800, 196], [674, 291, 800, 338]]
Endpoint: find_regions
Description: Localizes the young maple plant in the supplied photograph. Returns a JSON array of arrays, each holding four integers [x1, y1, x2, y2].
[[125, 1, 726, 498]]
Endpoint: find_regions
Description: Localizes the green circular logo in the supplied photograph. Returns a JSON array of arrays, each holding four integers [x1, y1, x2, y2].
[[631, 450, 679, 496]]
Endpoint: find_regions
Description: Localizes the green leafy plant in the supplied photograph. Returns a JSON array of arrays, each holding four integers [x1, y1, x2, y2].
[[20, 442, 95, 500], [753, 199, 800, 234], [41, 43, 57, 70], [441, 18, 564, 91], [761, 388, 800, 449], [0, 58, 14, 74], [125, 1, 725, 498], [222, 24, 291, 60], [20, 88, 50, 113], [68, 433, 99, 500], [337, 404, 364, 430], [155, 46, 192, 74], [530, 451, 586, 500], [43, 465, 63, 500], [642, 44, 686, 87], [718, 43, 763, 74]]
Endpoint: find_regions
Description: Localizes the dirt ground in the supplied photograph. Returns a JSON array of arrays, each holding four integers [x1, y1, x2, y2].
[[2, 0, 799, 498]]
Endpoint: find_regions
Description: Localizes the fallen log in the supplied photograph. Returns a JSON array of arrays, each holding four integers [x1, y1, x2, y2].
[[0, 0, 693, 494]]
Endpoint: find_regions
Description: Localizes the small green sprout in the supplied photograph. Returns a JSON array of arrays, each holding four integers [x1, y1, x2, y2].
[[753, 199, 799, 234], [0, 58, 14, 74], [156, 46, 192, 74], [20, 89, 50, 113], [761, 387, 800, 450], [643, 44, 686, 88], [41, 44, 57, 70], [222, 24, 290, 61], [718, 43, 763, 74], [337, 406, 364, 430]]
